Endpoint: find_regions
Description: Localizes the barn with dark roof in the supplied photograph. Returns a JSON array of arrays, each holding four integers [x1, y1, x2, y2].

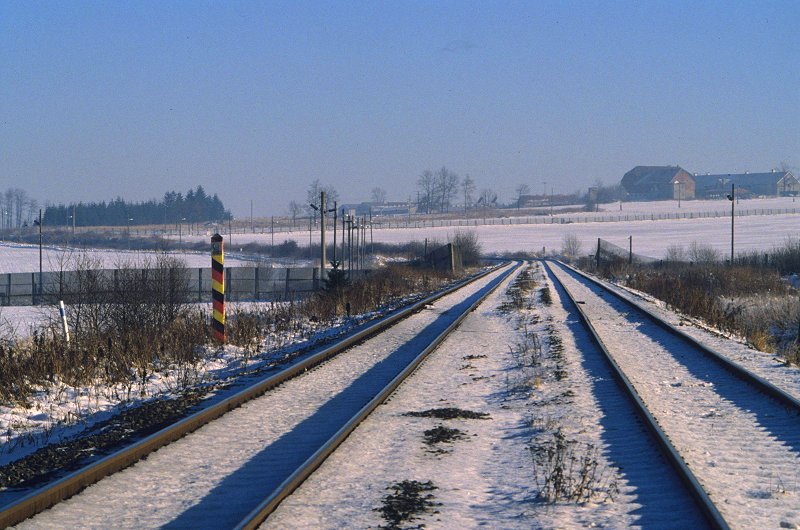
[[693, 171, 799, 198], [621, 166, 695, 200]]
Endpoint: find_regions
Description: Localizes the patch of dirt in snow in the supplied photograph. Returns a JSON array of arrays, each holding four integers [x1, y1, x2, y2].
[[422, 425, 467, 450], [404, 408, 490, 420], [375, 479, 441, 530]]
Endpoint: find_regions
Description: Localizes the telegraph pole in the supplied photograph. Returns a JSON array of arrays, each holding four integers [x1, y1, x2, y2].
[[36, 209, 42, 303], [341, 211, 346, 271], [331, 201, 338, 269], [320, 191, 327, 280], [727, 183, 735, 264]]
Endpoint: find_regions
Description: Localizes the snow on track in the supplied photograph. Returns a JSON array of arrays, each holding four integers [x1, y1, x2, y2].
[[15, 266, 512, 529], [265, 261, 709, 529], [549, 262, 800, 529], [540, 263, 709, 529]]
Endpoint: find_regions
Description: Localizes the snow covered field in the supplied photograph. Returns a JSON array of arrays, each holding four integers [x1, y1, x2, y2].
[[1, 197, 797, 276], [182, 211, 799, 261], [0, 244, 254, 274]]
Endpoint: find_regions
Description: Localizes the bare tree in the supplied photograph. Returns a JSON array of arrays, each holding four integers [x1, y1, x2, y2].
[[3, 189, 13, 230], [515, 184, 530, 209], [306, 180, 338, 222], [288, 200, 302, 228], [461, 174, 476, 213], [13, 189, 28, 228], [478, 188, 497, 206], [688, 241, 721, 263], [417, 170, 435, 214], [26, 198, 38, 226], [306, 179, 323, 219], [561, 233, 582, 260], [664, 244, 687, 262], [371, 187, 387, 204], [435, 166, 460, 213], [322, 185, 338, 209]]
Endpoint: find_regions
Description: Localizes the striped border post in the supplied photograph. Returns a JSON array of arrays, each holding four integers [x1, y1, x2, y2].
[[211, 233, 225, 343]]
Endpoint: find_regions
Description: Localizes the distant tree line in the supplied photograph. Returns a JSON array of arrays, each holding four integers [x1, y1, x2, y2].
[[44, 186, 231, 227]]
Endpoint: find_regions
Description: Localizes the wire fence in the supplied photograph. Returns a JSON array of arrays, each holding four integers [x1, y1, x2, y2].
[[0, 266, 370, 307], [592, 238, 659, 265]]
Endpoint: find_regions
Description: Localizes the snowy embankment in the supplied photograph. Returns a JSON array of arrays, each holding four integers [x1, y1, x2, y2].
[[13, 264, 510, 528], [0, 296, 411, 471], [596, 272, 800, 403]]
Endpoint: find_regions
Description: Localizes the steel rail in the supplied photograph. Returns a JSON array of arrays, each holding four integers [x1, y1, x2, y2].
[[234, 261, 521, 530], [555, 260, 800, 412], [0, 263, 510, 528], [543, 260, 729, 530]]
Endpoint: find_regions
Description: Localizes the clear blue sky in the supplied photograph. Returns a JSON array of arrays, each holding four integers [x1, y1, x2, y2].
[[2, 1, 798, 216]]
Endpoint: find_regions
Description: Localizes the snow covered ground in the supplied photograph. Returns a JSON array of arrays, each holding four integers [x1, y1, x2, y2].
[[13, 265, 512, 528], [548, 262, 800, 528], [540, 195, 800, 217], [177, 198, 800, 260], [0, 296, 413, 470], [1, 197, 797, 276], [4, 257, 800, 527], [0, 243, 255, 274], [265, 261, 707, 529]]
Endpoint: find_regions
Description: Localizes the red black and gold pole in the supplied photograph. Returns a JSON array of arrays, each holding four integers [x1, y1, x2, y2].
[[211, 233, 226, 342]]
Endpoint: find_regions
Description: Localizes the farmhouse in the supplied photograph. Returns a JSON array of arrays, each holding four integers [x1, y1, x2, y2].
[[621, 166, 695, 201], [517, 194, 547, 208], [693, 171, 799, 199], [341, 201, 417, 217]]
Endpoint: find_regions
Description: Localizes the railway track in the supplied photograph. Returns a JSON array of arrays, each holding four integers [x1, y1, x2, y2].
[[2, 262, 518, 529], [546, 260, 800, 530]]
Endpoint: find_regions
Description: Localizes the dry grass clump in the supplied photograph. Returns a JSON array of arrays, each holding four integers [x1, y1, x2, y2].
[[622, 264, 795, 352], [531, 428, 618, 503], [499, 264, 537, 313], [1, 254, 209, 405], [304, 265, 451, 322]]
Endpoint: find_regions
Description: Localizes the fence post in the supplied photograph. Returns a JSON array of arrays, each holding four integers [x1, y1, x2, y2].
[[254, 267, 259, 300], [596, 238, 601, 269], [211, 233, 226, 343], [629, 236, 633, 265], [59, 300, 70, 344]]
